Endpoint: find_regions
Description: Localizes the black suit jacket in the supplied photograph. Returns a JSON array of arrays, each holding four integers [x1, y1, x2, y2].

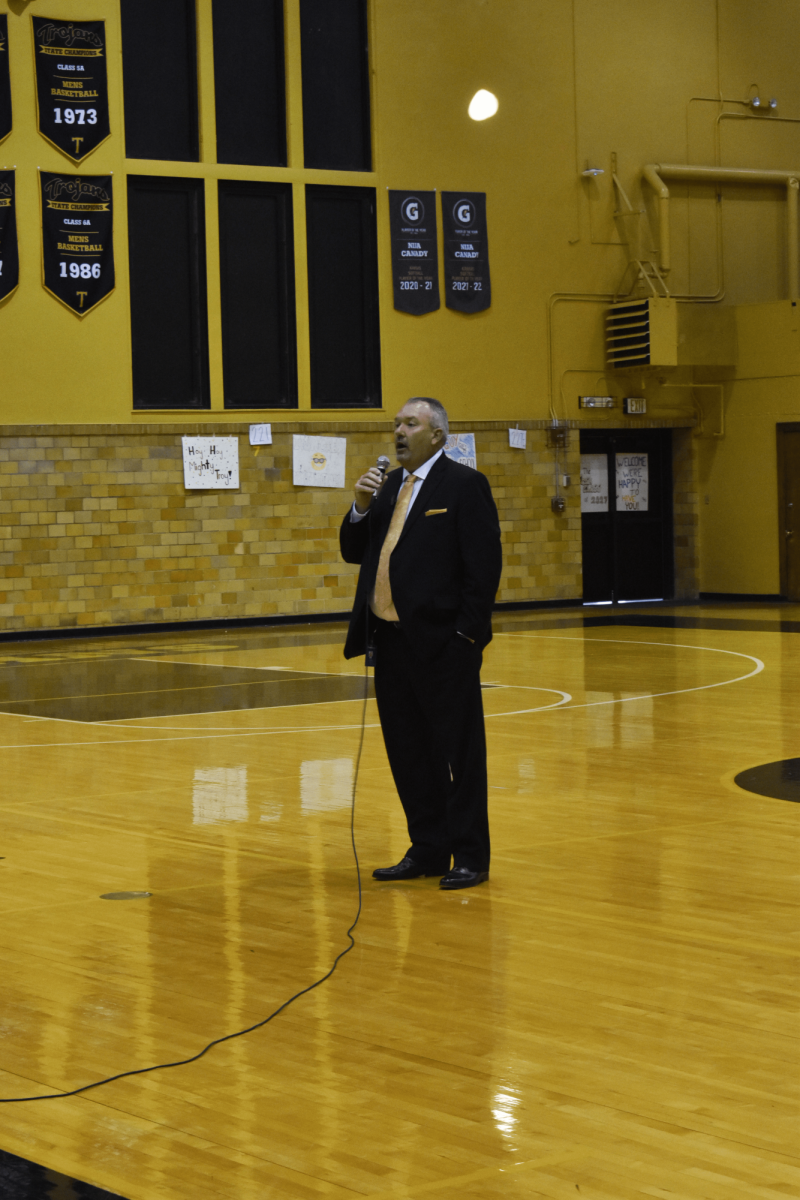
[[340, 453, 503, 662]]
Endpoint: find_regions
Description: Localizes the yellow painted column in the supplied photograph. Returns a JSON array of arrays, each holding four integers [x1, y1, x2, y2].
[[196, 0, 224, 410], [195, 0, 217, 166], [284, 1, 311, 410]]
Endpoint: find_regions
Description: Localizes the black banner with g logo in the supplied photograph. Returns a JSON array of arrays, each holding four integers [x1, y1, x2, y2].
[[0, 16, 11, 144], [389, 190, 439, 315], [0, 170, 18, 303], [441, 191, 490, 314], [33, 17, 110, 163], [40, 171, 114, 316]]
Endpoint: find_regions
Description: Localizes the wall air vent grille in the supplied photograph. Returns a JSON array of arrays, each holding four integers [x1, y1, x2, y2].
[[606, 299, 650, 368], [606, 296, 678, 369]]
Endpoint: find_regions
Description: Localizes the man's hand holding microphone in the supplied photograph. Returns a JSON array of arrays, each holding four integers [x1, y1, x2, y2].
[[354, 455, 390, 514]]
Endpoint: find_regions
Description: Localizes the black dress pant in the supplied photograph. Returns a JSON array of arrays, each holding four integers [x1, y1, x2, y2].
[[373, 620, 490, 871]]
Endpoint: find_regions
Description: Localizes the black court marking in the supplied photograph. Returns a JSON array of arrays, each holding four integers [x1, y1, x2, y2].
[[0, 659, 374, 722], [587, 614, 800, 634], [0, 1146, 125, 1198], [493, 613, 800, 635], [734, 758, 800, 802]]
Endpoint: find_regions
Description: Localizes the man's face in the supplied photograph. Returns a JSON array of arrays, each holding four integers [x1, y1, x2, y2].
[[394, 402, 445, 472]]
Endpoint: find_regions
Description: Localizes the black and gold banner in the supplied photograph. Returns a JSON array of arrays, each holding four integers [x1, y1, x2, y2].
[[0, 170, 19, 302], [0, 16, 11, 144], [32, 17, 110, 163], [441, 191, 491, 314], [389, 190, 439, 315], [40, 171, 114, 316]]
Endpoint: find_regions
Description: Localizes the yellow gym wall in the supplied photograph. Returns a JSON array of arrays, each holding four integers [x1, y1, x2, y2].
[[2, 0, 800, 618]]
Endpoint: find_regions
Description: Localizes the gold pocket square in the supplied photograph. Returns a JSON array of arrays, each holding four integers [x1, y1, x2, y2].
[[425, 508, 448, 516]]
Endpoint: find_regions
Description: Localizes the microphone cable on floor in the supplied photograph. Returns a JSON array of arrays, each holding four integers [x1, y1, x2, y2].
[[0, 661, 370, 1104]]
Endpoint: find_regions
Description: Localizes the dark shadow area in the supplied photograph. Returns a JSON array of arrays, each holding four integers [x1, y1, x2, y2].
[[0, 659, 373, 722], [0, 1148, 125, 1198]]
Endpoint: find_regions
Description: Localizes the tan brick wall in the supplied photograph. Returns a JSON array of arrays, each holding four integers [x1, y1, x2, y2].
[[0, 421, 583, 633]]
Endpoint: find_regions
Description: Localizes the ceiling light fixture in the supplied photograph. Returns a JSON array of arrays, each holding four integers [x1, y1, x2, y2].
[[468, 89, 499, 121]]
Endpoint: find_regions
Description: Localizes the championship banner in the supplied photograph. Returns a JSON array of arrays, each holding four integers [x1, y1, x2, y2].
[[0, 16, 11, 144], [0, 170, 19, 303], [32, 17, 110, 163], [441, 191, 490, 314], [40, 171, 114, 316], [388, 190, 439, 315]]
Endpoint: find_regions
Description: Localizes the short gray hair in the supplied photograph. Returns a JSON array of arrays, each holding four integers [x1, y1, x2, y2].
[[408, 396, 449, 436]]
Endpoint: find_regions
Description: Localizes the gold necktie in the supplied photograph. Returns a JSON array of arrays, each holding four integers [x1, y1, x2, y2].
[[371, 474, 418, 621]]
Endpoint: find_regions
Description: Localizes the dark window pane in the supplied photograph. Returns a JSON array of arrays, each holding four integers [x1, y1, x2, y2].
[[218, 181, 297, 408], [305, 185, 381, 407], [300, 0, 371, 171], [212, 0, 286, 167], [128, 176, 209, 409], [121, 0, 198, 161]]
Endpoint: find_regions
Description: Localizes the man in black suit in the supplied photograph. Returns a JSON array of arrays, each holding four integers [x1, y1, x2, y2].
[[340, 397, 502, 890]]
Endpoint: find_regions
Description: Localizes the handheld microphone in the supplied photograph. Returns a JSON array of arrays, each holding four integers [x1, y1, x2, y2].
[[376, 455, 391, 479]]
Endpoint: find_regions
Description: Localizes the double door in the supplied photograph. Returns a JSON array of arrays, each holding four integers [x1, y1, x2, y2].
[[580, 429, 674, 603], [778, 424, 800, 598]]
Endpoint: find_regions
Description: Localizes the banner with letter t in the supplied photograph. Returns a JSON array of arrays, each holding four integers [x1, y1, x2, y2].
[[40, 171, 115, 316]]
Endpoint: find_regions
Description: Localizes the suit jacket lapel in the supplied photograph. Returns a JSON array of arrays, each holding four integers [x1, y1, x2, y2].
[[379, 469, 403, 513], [397, 454, 449, 545]]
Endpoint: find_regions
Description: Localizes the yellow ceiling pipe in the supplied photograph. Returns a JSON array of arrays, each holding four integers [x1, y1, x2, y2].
[[643, 163, 800, 302]]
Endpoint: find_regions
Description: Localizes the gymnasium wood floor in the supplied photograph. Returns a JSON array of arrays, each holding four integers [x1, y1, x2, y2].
[[0, 604, 798, 1199]]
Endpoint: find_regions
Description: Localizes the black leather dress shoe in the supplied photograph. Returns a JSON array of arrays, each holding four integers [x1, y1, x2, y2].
[[439, 867, 489, 890], [372, 856, 449, 881]]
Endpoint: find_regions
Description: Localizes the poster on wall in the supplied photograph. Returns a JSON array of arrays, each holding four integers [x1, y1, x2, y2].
[[292, 435, 346, 488], [0, 16, 11, 144], [388, 190, 439, 315], [444, 433, 477, 469], [580, 453, 609, 513], [40, 170, 114, 316], [249, 423, 273, 446], [182, 437, 240, 489], [0, 170, 19, 303], [32, 17, 110, 163], [616, 453, 648, 511], [440, 191, 490, 314]]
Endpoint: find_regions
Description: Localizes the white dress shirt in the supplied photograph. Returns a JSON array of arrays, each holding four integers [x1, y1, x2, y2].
[[350, 448, 444, 523]]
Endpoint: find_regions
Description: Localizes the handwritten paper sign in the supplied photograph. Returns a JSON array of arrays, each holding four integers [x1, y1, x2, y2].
[[182, 436, 239, 489], [292, 434, 346, 488], [509, 427, 527, 449], [444, 433, 477, 469], [616, 452, 648, 511], [249, 423, 272, 445], [580, 453, 609, 512]]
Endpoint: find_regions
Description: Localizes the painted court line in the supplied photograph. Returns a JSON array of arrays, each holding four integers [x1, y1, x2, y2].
[[0, 639, 764, 746], [491, 633, 764, 716]]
